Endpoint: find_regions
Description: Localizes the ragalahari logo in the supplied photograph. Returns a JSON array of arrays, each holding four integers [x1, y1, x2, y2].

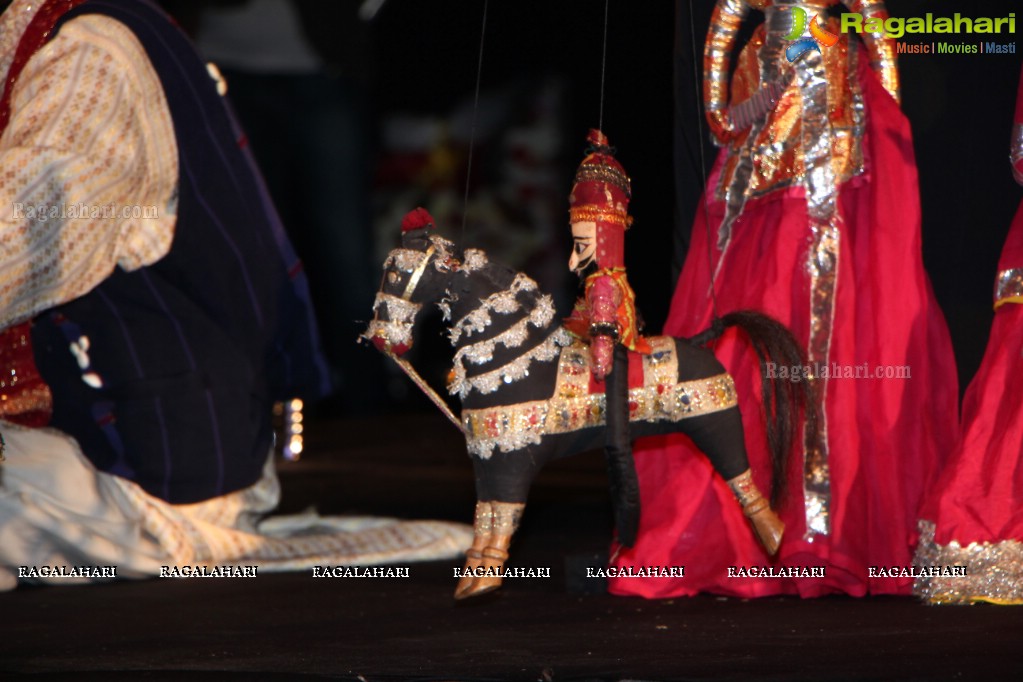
[[786, 7, 840, 62]]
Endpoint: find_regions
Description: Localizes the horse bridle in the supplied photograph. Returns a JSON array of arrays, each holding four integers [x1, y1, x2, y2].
[[377, 242, 464, 432], [400, 245, 437, 302]]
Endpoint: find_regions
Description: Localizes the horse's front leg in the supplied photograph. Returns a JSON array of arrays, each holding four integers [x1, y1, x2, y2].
[[454, 500, 525, 599], [455, 501, 493, 599]]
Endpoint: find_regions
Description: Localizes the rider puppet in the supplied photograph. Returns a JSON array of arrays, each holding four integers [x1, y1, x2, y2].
[[563, 129, 784, 555], [563, 129, 650, 547]]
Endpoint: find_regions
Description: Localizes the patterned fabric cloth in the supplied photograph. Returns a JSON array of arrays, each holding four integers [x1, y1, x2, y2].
[[0, 1, 177, 327], [0, 421, 473, 590], [0, 0, 472, 586]]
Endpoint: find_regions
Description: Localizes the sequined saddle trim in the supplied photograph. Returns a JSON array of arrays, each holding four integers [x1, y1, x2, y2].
[[461, 336, 737, 458]]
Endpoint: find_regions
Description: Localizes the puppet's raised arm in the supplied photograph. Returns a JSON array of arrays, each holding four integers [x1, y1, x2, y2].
[[704, 0, 749, 144]]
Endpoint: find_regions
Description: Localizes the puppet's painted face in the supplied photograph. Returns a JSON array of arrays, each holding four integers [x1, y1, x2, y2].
[[568, 221, 597, 274]]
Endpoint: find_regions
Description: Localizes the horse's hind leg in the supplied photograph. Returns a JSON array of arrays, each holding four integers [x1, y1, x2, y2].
[[725, 469, 784, 555], [685, 405, 786, 555], [454, 501, 525, 599], [675, 340, 785, 555]]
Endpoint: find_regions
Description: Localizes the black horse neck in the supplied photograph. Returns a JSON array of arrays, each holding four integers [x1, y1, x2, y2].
[[443, 251, 568, 410]]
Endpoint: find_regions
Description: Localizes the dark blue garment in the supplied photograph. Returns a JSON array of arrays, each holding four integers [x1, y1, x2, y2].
[[30, 0, 331, 504]]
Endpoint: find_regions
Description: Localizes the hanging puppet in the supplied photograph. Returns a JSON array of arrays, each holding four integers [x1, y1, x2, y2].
[[365, 131, 815, 599], [913, 62, 1023, 606], [610, 0, 959, 599]]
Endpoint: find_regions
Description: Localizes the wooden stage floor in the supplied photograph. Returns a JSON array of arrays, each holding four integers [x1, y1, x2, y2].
[[2, 413, 1021, 681]]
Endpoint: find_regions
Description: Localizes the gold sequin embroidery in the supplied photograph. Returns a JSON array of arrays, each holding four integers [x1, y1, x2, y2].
[[462, 337, 738, 458]]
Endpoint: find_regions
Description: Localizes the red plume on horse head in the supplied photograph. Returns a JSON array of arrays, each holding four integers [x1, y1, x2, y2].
[[401, 207, 436, 249], [401, 207, 435, 233]]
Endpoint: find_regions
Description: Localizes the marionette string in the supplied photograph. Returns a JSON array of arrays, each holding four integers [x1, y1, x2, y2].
[[461, 0, 489, 243], [598, 0, 610, 131]]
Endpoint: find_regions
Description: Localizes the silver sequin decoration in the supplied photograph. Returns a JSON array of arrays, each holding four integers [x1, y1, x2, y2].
[[450, 296, 557, 372], [448, 273, 540, 345], [462, 338, 739, 458], [384, 235, 457, 274], [362, 293, 422, 348], [797, 24, 843, 541], [711, 0, 771, 254], [1012, 123, 1023, 185], [995, 267, 1023, 306], [490, 502, 526, 535], [462, 248, 489, 273], [914, 520, 1023, 605], [448, 328, 571, 399], [711, 3, 868, 538], [385, 248, 430, 273]]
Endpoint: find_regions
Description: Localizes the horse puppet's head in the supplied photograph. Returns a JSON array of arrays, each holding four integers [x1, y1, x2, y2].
[[363, 208, 461, 357]]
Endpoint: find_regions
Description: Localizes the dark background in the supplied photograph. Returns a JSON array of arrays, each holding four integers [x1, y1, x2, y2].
[[368, 0, 1023, 401], [171, 0, 1023, 408], [4, 5, 1023, 677]]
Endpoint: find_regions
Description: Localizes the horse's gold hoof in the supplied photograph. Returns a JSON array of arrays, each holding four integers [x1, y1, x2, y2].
[[454, 547, 507, 599], [456, 578, 501, 599], [454, 578, 477, 599], [454, 549, 483, 598]]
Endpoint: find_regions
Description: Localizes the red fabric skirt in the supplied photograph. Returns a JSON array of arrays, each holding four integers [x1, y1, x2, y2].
[[609, 65, 959, 598], [920, 202, 1023, 549]]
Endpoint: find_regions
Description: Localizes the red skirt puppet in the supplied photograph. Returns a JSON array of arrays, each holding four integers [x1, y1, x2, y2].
[[914, 64, 1023, 604], [609, 5, 958, 598]]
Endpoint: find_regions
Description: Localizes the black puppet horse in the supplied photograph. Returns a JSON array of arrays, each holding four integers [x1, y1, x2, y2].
[[364, 218, 816, 599]]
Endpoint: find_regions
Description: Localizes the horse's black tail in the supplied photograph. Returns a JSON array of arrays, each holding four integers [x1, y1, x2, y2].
[[692, 311, 819, 507]]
